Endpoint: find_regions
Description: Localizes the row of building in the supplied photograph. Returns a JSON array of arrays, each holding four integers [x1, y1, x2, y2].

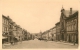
[[2, 15, 35, 43], [41, 7, 78, 44]]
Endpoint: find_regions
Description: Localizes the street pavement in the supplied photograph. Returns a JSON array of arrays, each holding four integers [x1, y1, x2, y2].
[[2, 39, 78, 49]]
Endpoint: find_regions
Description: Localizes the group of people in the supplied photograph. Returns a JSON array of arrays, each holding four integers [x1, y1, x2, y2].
[[2, 37, 22, 45], [10, 37, 18, 45], [10, 37, 22, 45]]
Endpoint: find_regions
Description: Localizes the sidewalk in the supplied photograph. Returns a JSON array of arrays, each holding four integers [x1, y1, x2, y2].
[[54, 41, 78, 46], [44, 40, 78, 45], [2, 41, 23, 48], [2, 43, 11, 48]]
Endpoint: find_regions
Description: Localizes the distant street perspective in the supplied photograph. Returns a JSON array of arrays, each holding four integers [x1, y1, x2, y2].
[[2, 0, 79, 49], [3, 39, 78, 49]]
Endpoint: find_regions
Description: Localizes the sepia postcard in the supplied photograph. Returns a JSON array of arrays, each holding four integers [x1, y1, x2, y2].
[[0, 0, 80, 50]]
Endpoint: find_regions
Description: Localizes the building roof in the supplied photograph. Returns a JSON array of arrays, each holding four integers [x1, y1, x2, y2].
[[64, 10, 78, 17], [2, 15, 9, 20], [55, 22, 60, 25], [50, 26, 56, 30], [66, 11, 78, 20]]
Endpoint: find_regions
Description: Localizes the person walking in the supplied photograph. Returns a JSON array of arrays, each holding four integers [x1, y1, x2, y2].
[[14, 37, 18, 45], [19, 36, 22, 43], [10, 37, 14, 45]]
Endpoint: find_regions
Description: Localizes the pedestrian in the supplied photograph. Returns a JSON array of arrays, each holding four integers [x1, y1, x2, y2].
[[10, 37, 15, 45], [14, 37, 18, 45], [52, 39, 53, 41], [10, 41, 13, 45], [19, 36, 22, 43], [19, 39, 22, 43]]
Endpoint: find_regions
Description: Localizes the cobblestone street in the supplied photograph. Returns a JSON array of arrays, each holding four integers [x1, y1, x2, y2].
[[3, 39, 78, 49]]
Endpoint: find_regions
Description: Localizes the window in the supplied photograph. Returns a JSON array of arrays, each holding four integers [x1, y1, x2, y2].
[[75, 19, 77, 30], [67, 22, 68, 31], [2, 18, 4, 23], [71, 25, 72, 31], [73, 24, 75, 31], [7, 27, 8, 31], [5, 19, 7, 24], [4, 27, 5, 31], [6, 27, 7, 31], [69, 25, 71, 31], [4, 27, 6, 31], [6, 20, 8, 25], [68, 26, 69, 31], [2, 27, 4, 32], [4, 19, 5, 23], [71, 21, 72, 31], [3, 18, 5, 23], [5, 19, 6, 24], [67, 26, 68, 31], [70, 21, 72, 31], [68, 22, 70, 31], [72, 25, 73, 31], [71, 20, 73, 31], [73, 20, 76, 31], [9, 25, 10, 28]]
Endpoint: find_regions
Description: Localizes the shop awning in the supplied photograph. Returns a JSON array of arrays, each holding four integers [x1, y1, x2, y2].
[[2, 36, 7, 39]]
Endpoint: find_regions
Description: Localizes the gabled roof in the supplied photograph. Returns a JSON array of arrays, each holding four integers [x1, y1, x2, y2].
[[55, 22, 60, 25], [2, 15, 9, 20], [64, 10, 78, 17], [66, 11, 78, 20]]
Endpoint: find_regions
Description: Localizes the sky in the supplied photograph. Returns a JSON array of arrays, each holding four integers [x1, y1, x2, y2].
[[1, 0, 79, 33]]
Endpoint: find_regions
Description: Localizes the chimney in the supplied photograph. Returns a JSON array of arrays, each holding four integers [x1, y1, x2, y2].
[[7, 16, 9, 18], [70, 8, 72, 15]]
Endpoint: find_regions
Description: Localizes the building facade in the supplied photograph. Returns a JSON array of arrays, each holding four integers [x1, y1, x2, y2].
[[55, 22, 61, 41], [2, 15, 15, 43], [42, 31, 49, 40], [66, 11, 78, 43], [2, 15, 9, 42], [59, 7, 78, 44], [2, 15, 29, 43], [8, 17, 15, 43], [51, 27, 56, 41], [41, 27, 57, 41]]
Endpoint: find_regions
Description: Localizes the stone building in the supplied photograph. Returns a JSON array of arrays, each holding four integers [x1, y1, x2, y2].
[[12, 22, 17, 39], [2, 15, 15, 43], [2, 15, 9, 42], [42, 31, 49, 40], [26, 32, 31, 40], [66, 11, 78, 43], [2, 15, 28, 43], [50, 26, 56, 41], [41, 27, 57, 41], [48, 30, 52, 40], [8, 17, 15, 43], [22, 29, 26, 40], [29, 34, 35, 40], [16, 25, 23, 41], [23, 29, 27, 40], [55, 22, 60, 41], [59, 7, 78, 44]]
